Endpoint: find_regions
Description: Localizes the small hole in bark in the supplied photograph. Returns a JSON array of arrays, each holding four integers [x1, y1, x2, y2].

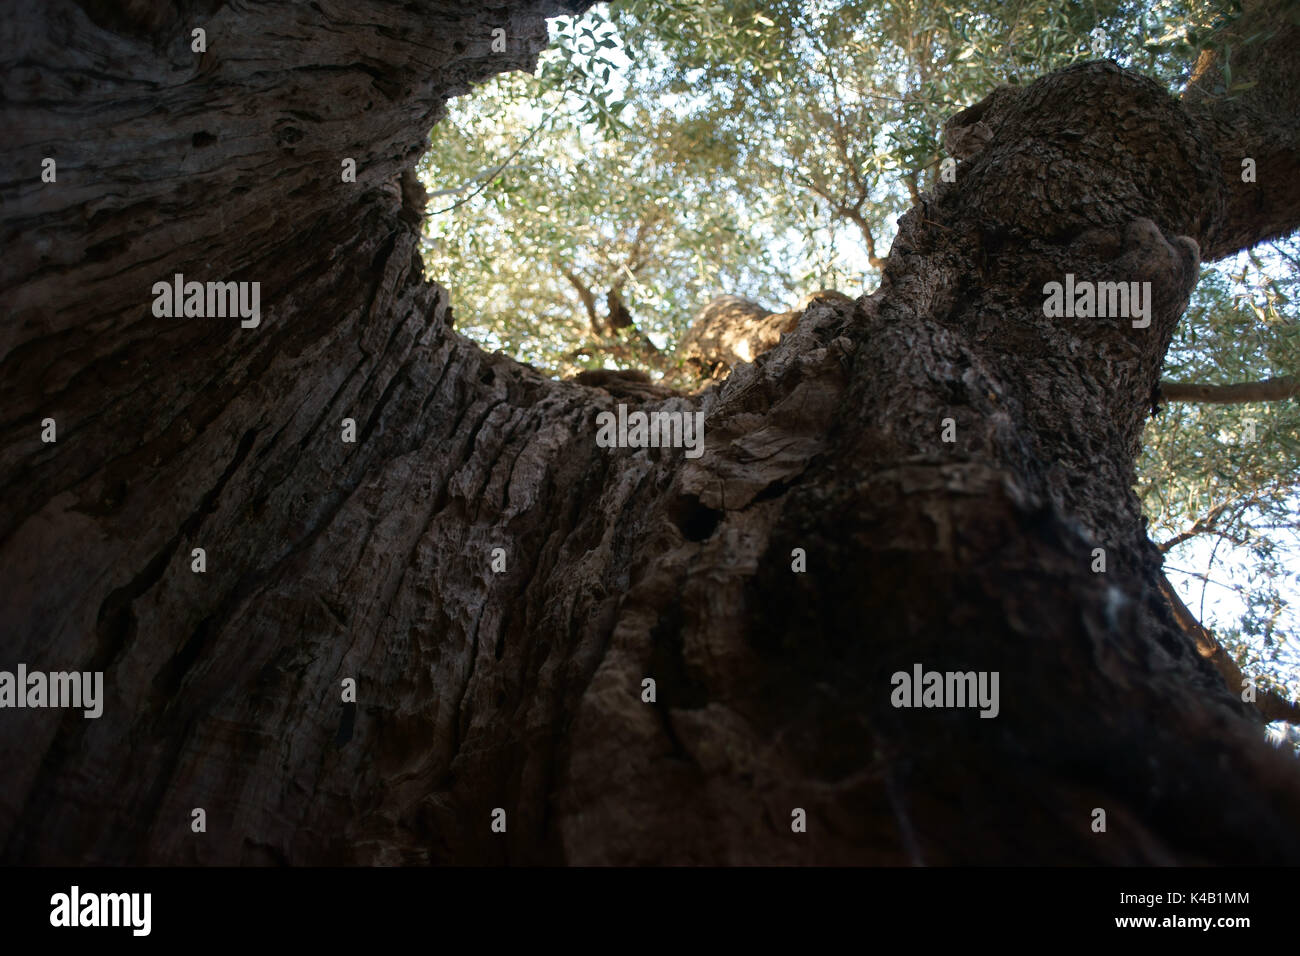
[[94, 603, 136, 668], [335, 701, 356, 746], [669, 494, 722, 541], [101, 476, 128, 509], [154, 616, 215, 695], [192, 131, 216, 148], [753, 478, 792, 503], [275, 126, 304, 147], [85, 237, 130, 264]]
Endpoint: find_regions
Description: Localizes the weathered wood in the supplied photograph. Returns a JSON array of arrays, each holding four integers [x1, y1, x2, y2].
[[1, 0, 1298, 865]]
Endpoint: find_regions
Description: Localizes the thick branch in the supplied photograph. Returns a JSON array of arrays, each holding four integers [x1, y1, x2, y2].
[[1182, 0, 1300, 260], [1161, 572, 1300, 724], [1160, 376, 1299, 404], [605, 287, 634, 332]]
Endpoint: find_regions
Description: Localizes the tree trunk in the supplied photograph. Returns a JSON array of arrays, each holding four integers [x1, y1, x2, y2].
[[2, 0, 1299, 865]]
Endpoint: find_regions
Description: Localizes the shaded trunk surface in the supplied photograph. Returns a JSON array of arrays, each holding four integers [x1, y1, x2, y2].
[[2, 0, 1299, 864]]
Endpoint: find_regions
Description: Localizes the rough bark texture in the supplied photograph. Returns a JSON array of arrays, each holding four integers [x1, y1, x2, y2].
[[1183, 0, 1300, 260], [2, 0, 1299, 865]]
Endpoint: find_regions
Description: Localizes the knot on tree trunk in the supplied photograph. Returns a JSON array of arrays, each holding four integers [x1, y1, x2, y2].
[[939, 61, 1223, 245], [677, 290, 858, 382]]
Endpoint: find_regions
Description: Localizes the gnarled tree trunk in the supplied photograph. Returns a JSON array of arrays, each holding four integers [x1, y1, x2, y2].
[[2, 0, 1299, 865]]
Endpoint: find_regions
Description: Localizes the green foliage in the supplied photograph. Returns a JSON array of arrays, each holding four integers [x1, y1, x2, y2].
[[421, 0, 1233, 373], [420, 5, 796, 375], [1140, 243, 1300, 702]]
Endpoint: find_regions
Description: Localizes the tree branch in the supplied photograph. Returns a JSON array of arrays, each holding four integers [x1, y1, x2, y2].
[[904, 173, 921, 208], [840, 204, 887, 269], [1160, 570, 1300, 724], [428, 99, 563, 216], [1159, 376, 1298, 404], [1159, 494, 1261, 553], [557, 263, 600, 335], [614, 215, 658, 292], [1182, 0, 1300, 260]]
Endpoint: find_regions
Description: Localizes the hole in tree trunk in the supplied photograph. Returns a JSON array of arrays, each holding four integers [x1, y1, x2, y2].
[[669, 494, 722, 542]]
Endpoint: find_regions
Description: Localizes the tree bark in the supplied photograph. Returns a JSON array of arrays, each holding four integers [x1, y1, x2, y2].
[[2, 0, 1299, 865]]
